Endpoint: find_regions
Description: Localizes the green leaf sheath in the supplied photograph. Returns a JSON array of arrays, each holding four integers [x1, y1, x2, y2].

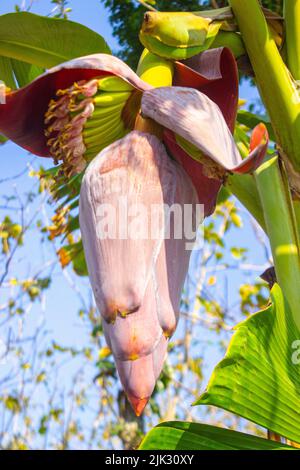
[[293, 200, 300, 232], [255, 156, 300, 330], [229, 0, 300, 173], [197, 284, 300, 444], [226, 173, 266, 233], [284, 0, 300, 80], [139, 420, 296, 450]]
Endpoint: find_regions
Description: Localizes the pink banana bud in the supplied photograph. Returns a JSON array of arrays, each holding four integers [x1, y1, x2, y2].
[[79, 131, 199, 415], [0, 47, 270, 415]]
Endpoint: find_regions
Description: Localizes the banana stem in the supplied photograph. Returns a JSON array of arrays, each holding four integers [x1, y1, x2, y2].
[[226, 173, 266, 232], [284, 0, 300, 80], [229, 0, 300, 173], [255, 156, 300, 330], [293, 199, 300, 230]]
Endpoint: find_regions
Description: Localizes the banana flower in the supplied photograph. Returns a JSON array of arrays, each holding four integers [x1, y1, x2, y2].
[[0, 50, 268, 414], [79, 131, 199, 415]]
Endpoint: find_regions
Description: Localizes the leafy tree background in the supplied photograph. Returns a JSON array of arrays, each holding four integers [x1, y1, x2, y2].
[[0, 0, 280, 449]]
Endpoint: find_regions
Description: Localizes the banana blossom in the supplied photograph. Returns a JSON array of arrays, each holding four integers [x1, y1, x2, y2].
[[0, 51, 268, 414]]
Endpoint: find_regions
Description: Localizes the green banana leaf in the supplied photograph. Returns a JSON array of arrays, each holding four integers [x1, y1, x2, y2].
[[0, 56, 16, 88], [11, 59, 44, 88], [196, 284, 300, 444], [0, 12, 110, 70], [139, 421, 295, 450], [0, 55, 43, 89]]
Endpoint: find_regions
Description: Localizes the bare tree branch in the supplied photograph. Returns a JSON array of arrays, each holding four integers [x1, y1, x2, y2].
[[135, 0, 157, 12]]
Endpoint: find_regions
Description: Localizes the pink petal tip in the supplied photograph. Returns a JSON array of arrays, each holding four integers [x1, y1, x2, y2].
[[126, 395, 149, 417]]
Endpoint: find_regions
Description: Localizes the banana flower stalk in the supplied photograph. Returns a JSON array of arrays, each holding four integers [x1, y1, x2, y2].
[[0, 51, 268, 414]]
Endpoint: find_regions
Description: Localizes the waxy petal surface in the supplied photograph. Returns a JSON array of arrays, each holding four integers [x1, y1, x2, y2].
[[142, 86, 268, 173], [116, 334, 168, 416], [168, 47, 238, 216], [153, 161, 200, 336], [79, 131, 198, 413], [79, 131, 174, 323]]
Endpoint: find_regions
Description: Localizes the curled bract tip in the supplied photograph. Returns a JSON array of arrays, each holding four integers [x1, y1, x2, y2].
[[233, 123, 269, 174], [141, 86, 269, 176], [127, 395, 149, 417], [250, 123, 269, 153]]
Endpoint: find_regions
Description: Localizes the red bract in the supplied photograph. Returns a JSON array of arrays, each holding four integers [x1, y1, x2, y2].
[[0, 54, 151, 157], [170, 47, 238, 215], [0, 49, 237, 155], [151, 48, 268, 216], [142, 87, 268, 173], [176, 48, 238, 133]]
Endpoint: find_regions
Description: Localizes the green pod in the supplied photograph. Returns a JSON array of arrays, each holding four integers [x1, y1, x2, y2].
[[211, 31, 245, 58], [139, 11, 222, 60]]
